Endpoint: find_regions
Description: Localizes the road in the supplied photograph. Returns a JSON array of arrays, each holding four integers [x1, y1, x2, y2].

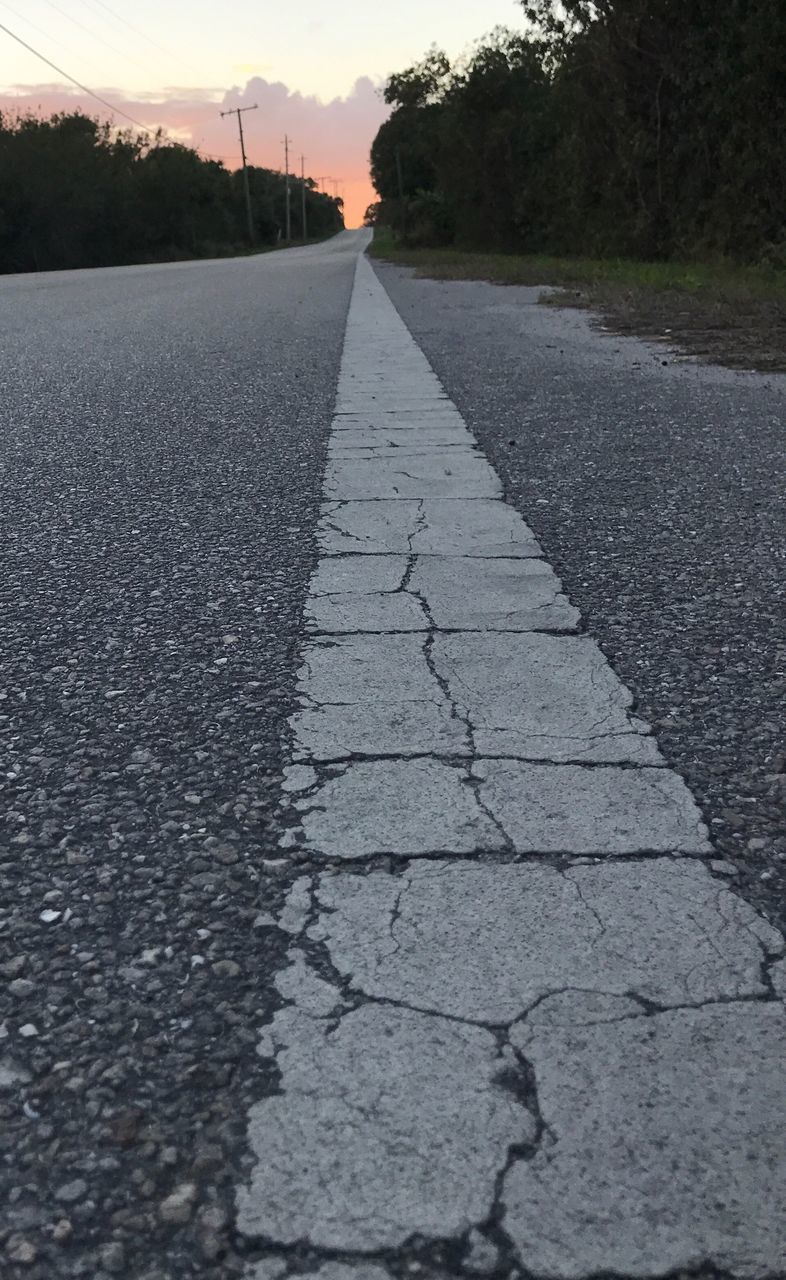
[[1, 231, 784, 1280]]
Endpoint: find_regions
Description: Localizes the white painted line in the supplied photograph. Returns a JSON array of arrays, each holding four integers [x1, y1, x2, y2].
[[318, 497, 542, 558], [238, 252, 786, 1278]]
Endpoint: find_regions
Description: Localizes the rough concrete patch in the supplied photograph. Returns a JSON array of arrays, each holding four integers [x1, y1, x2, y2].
[[244, 1259, 288, 1280], [339, 370, 439, 387], [290, 633, 468, 759], [306, 591, 427, 635], [318, 498, 423, 555], [328, 444, 477, 460], [280, 764, 318, 793], [332, 411, 468, 429], [238, 964, 531, 1250], [433, 631, 661, 763], [272, 951, 339, 1020], [308, 858, 779, 1021], [274, 876, 315, 937], [771, 957, 786, 1000], [505, 1001, 786, 1278], [318, 498, 541, 558], [476, 760, 711, 854], [288, 1266, 392, 1280], [293, 759, 503, 859], [409, 557, 579, 631], [309, 555, 408, 595], [410, 499, 542, 558], [329, 426, 470, 448], [334, 395, 452, 412], [323, 453, 501, 501]]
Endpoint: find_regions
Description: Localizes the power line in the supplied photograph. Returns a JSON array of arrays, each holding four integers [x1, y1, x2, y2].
[[0, 0, 81, 60], [0, 17, 151, 130], [39, 0, 150, 72], [0, 15, 264, 174], [79, 0, 204, 81], [79, 0, 242, 142]]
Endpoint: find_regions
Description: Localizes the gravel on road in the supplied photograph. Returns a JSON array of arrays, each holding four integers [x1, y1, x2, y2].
[[0, 237, 357, 1278]]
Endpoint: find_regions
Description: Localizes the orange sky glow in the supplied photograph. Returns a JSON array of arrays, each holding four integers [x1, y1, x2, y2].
[[0, 1, 527, 228], [0, 77, 388, 227]]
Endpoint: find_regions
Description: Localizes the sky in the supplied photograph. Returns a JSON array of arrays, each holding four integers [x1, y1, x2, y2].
[[0, 0, 526, 226]]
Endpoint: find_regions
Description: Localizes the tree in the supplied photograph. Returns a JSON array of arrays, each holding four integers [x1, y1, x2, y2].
[[369, 3, 786, 262], [0, 112, 345, 273], [384, 48, 451, 109]]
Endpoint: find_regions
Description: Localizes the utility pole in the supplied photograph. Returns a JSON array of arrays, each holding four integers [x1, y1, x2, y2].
[[220, 103, 258, 247], [395, 145, 406, 238], [395, 146, 404, 202], [283, 135, 291, 242], [300, 155, 308, 242]]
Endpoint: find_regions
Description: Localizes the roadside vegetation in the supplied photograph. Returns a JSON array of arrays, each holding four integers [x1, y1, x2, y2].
[[0, 112, 344, 274], [368, 0, 786, 371], [369, 230, 786, 372]]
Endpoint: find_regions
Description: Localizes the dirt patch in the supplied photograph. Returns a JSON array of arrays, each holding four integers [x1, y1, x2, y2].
[[547, 285, 786, 373], [369, 237, 786, 374]]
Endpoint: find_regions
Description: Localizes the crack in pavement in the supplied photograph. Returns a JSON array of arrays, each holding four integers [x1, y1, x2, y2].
[[236, 247, 786, 1279]]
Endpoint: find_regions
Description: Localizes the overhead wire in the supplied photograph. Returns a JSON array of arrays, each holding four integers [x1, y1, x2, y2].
[[76, 0, 259, 152], [0, 14, 251, 170], [75, 0, 252, 161], [38, 0, 151, 73], [79, 0, 268, 168], [79, 0, 205, 82], [0, 0, 84, 61], [0, 17, 151, 130]]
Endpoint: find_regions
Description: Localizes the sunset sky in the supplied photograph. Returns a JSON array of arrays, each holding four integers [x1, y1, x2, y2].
[[0, 1, 526, 226]]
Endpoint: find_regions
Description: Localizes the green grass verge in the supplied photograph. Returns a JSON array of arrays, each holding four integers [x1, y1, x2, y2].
[[368, 227, 786, 302], [369, 228, 786, 372]]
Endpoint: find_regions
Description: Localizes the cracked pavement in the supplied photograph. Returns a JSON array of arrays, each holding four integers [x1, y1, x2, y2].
[[236, 249, 786, 1280], [2, 232, 784, 1280]]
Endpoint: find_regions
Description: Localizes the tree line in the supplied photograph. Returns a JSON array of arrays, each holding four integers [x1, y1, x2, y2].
[[0, 112, 344, 274], [369, 0, 786, 264]]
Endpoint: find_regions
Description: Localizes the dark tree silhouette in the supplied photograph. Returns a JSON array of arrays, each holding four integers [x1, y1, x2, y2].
[[371, 2, 786, 263], [0, 112, 344, 274]]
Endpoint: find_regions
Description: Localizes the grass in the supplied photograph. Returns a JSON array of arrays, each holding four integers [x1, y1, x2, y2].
[[369, 228, 786, 372]]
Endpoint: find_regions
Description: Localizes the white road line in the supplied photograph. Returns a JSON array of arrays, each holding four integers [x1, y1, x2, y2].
[[238, 253, 786, 1278]]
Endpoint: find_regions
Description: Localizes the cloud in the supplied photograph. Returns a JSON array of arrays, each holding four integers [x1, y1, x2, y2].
[[0, 74, 390, 227]]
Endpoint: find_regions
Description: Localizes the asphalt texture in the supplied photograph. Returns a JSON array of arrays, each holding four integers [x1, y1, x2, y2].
[[0, 233, 359, 1277], [374, 262, 786, 934], [3, 236, 784, 1279]]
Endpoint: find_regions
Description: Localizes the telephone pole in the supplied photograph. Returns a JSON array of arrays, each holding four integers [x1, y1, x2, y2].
[[395, 145, 406, 237], [300, 155, 308, 242], [219, 103, 258, 247], [283, 135, 291, 242], [395, 146, 404, 202]]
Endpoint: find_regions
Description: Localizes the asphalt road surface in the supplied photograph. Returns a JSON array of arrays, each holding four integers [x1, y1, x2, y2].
[[1, 232, 784, 1280]]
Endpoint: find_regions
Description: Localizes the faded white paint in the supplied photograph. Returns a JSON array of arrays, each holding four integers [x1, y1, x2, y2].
[[238, 250, 786, 1280]]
